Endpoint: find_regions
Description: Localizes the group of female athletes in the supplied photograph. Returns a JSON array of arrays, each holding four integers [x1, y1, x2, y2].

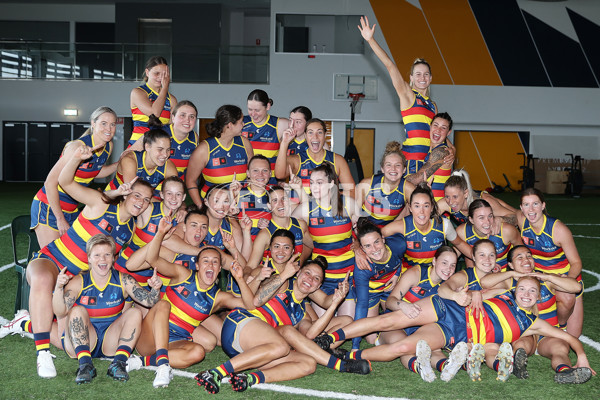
[[1, 15, 594, 392]]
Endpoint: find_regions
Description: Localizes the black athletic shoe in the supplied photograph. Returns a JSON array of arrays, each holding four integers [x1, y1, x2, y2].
[[195, 370, 221, 394], [107, 360, 129, 382], [326, 347, 349, 360], [314, 334, 334, 350], [230, 372, 257, 392], [340, 359, 372, 375], [554, 367, 592, 384], [75, 363, 97, 384], [512, 348, 529, 379]]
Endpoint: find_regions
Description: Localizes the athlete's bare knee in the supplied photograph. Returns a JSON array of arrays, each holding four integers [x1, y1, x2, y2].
[[299, 356, 317, 376]]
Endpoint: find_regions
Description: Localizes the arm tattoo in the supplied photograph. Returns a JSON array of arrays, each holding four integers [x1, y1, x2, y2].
[[407, 148, 448, 184], [63, 289, 76, 310], [119, 328, 136, 343], [130, 285, 160, 307], [69, 316, 89, 347], [501, 215, 518, 226], [256, 275, 286, 305]]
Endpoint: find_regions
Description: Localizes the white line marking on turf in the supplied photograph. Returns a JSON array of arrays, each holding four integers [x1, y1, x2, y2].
[[580, 335, 600, 353], [566, 223, 600, 226], [573, 235, 600, 239], [0, 224, 10, 232], [104, 364, 413, 400], [0, 258, 26, 273], [582, 269, 600, 293]]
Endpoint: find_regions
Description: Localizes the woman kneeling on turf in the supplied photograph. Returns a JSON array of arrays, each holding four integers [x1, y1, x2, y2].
[[52, 234, 162, 384]]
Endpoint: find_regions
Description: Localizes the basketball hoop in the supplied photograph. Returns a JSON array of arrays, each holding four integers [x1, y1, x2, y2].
[[349, 92, 365, 115]]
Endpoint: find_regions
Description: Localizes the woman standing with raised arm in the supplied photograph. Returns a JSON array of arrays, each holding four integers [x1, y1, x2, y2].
[[358, 16, 436, 175], [129, 56, 177, 149]]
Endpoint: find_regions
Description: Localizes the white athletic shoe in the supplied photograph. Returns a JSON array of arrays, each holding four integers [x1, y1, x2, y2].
[[37, 351, 57, 379], [440, 342, 468, 382], [153, 364, 173, 388], [415, 340, 436, 382], [467, 343, 485, 381], [0, 309, 30, 339], [126, 354, 143, 372], [496, 342, 514, 382]]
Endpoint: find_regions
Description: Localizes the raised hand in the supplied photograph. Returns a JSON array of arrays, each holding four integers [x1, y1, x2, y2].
[[73, 144, 95, 161], [220, 227, 235, 250], [161, 65, 171, 90], [258, 256, 274, 281], [257, 218, 270, 230], [157, 216, 173, 235], [283, 253, 301, 278], [334, 271, 351, 301], [239, 203, 253, 232], [116, 176, 138, 197], [230, 256, 244, 280], [55, 267, 72, 289], [399, 301, 422, 319], [288, 164, 301, 187], [454, 285, 472, 307], [358, 16, 376, 41], [147, 267, 163, 291], [281, 127, 296, 146]]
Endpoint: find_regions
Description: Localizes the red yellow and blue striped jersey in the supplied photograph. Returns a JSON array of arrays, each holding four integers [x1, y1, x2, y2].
[[400, 89, 436, 168], [203, 218, 233, 250], [521, 215, 570, 275], [106, 151, 167, 199], [248, 278, 307, 327], [164, 271, 220, 334], [265, 217, 304, 260], [114, 202, 175, 282], [463, 223, 512, 271], [201, 136, 249, 197], [354, 234, 406, 295], [41, 203, 135, 276], [242, 114, 280, 185], [402, 215, 446, 271], [130, 83, 173, 145], [297, 150, 336, 194], [403, 265, 442, 304], [34, 134, 112, 213], [237, 186, 271, 240], [466, 293, 537, 345], [166, 124, 198, 179], [75, 269, 126, 327], [287, 137, 309, 155], [308, 197, 354, 280], [362, 174, 407, 228], [423, 143, 452, 202]]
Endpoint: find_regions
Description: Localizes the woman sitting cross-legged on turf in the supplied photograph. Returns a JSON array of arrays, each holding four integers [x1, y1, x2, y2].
[[480, 245, 590, 384], [128, 217, 255, 388], [52, 234, 163, 384], [25, 144, 154, 379], [195, 254, 371, 394], [379, 246, 464, 382], [381, 183, 472, 272], [351, 218, 406, 349]]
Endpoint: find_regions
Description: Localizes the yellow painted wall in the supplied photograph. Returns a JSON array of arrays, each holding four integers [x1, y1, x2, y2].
[[455, 131, 524, 191]]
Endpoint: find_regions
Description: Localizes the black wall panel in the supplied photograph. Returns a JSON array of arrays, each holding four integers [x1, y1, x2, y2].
[[2, 122, 26, 181], [567, 8, 600, 86], [469, 0, 550, 87], [523, 11, 597, 88]]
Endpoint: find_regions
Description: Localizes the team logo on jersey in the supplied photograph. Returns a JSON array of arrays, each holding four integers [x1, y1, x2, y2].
[[288, 149, 296, 155], [99, 219, 113, 233], [413, 286, 427, 296], [242, 131, 254, 139], [526, 237, 535, 246], [310, 217, 325, 225], [367, 195, 381, 205], [407, 241, 421, 249], [300, 169, 309, 177], [243, 202, 256, 209], [82, 162, 94, 169], [276, 293, 287, 300], [79, 296, 97, 305], [416, 99, 424, 106], [148, 223, 157, 233], [175, 286, 191, 298], [170, 149, 175, 156]]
